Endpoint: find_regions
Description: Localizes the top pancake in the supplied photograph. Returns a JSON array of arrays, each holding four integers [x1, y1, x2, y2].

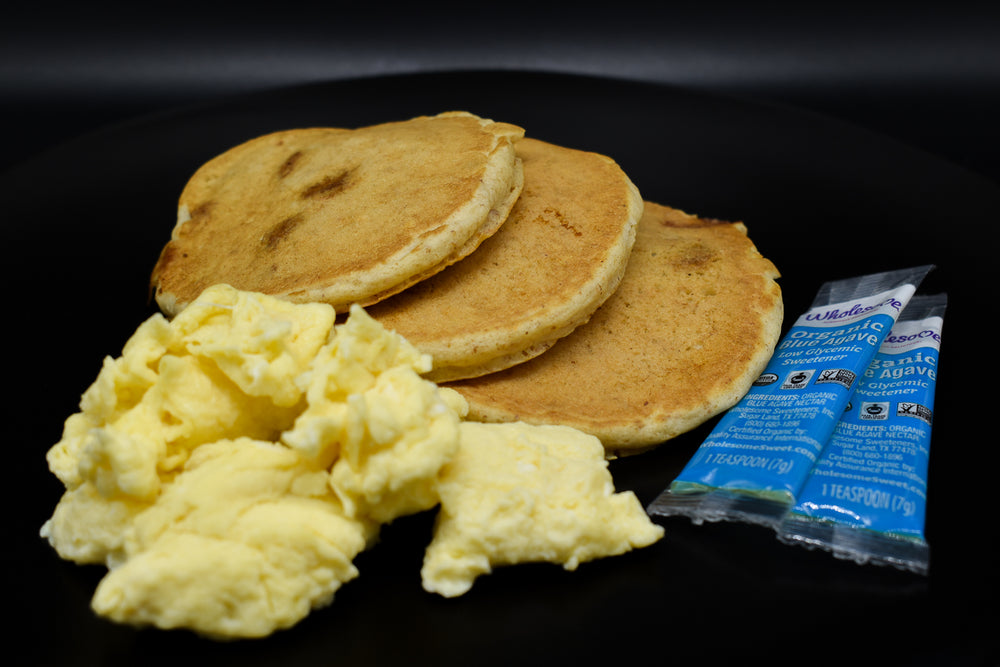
[[151, 112, 524, 316], [446, 201, 783, 455], [366, 137, 643, 382]]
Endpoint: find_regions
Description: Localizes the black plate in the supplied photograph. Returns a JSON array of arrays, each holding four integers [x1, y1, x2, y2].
[[4, 71, 997, 666]]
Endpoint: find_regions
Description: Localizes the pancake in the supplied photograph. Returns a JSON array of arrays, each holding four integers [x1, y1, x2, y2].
[[446, 201, 783, 455], [366, 137, 643, 382], [151, 112, 524, 316]]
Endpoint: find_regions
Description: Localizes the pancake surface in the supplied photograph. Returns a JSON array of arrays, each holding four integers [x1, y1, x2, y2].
[[151, 112, 524, 316], [447, 201, 783, 454], [366, 137, 642, 382]]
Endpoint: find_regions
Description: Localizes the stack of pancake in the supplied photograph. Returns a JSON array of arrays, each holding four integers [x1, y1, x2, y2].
[[151, 111, 783, 456]]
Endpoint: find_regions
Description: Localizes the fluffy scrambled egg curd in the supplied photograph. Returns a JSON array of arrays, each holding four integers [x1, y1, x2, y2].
[[41, 284, 663, 639], [421, 422, 664, 597]]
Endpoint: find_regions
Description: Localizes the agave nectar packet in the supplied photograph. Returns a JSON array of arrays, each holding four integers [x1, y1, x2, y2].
[[647, 265, 933, 527], [776, 293, 945, 574]]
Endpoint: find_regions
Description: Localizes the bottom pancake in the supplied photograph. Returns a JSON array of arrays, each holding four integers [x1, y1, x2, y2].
[[446, 201, 783, 455]]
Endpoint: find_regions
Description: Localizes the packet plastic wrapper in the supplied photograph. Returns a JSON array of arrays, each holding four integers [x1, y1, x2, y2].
[[647, 265, 933, 528], [776, 294, 945, 575]]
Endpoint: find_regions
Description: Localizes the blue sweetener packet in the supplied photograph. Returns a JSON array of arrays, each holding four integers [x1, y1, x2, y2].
[[647, 265, 933, 528], [775, 293, 945, 575]]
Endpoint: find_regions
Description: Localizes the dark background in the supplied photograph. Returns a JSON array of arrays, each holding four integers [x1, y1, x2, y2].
[[4, 3, 999, 666], [3, 2, 999, 184]]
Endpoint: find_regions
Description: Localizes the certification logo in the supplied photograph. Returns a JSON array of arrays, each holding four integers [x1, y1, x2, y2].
[[815, 368, 857, 390], [859, 401, 890, 421], [897, 401, 933, 425], [782, 369, 814, 390], [753, 372, 779, 387]]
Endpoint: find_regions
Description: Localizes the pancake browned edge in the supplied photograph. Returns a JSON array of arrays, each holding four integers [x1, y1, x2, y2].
[[366, 137, 643, 383], [151, 112, 524, 316], [446, 201, 783, 456]]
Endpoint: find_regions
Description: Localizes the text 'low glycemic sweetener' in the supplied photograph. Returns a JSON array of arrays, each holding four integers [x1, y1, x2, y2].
[[646, 265, 933, 528]]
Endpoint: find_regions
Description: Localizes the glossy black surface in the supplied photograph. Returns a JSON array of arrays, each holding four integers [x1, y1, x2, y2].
[[4, 71, 997, 666]]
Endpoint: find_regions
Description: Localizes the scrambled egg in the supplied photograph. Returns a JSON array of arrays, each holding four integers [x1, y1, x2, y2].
[[91, 438, 375, 639], [41, 284, 663, 639], [422, 422, 664, 597]]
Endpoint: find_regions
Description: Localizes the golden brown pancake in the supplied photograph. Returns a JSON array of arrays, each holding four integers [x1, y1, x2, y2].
[[151, 112, 524, 316], [447, 201, 783, 455], [366, 137, 642, 382]]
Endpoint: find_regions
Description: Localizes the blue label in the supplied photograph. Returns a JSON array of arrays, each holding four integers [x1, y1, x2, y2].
[[789, 316, 941, 538]]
